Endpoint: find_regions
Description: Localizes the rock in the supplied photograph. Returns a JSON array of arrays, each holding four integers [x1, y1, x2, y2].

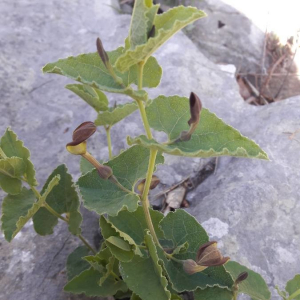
[[0, 0, 299, 299], [187, 97, 300, 299], [183, 0, 265, 73]]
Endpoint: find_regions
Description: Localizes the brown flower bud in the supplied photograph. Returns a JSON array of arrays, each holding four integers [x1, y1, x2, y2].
[[183, 241, 230, 275], [183, 259, 207, 275], [66, 122, 96, 155], [71, 121, 97, 146], [180, 92, 202, 141], [96, 37, 109, 68], [148, 25, 156, 39], [235, 272, 248, 285], [137, 175, 160, 193], [196, 241, 230, 267], [188, 92, 202, 126]]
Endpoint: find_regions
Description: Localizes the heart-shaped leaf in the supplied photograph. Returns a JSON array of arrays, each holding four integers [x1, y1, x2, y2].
[[33, 164, 82, 236], [194, 286, 233, 300], [128, 95, 268, 160], [78, 145, 164, 216], [1, 175, 60, 242], [285, 274, 300, 300], [115, 6, 206, 72], [157, 210, 234, 292], [43, 48, 162, 93]]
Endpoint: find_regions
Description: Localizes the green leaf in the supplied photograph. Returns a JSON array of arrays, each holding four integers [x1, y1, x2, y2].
[[194, 287, 233, 300], [128, 96, 268, 160], [172, 241, 189, 255], [33, 164, 82, 236], [0, 157, 25, 195], [66, 246, 91, 280], [0, 174, 23, 195], [100, 216, 142, 262], [64, 267, 127, 297], [66, 84, 109, 112], [94, 102, 138, 127], [225, 261, 271, 300], [286, 275, 300, 300], [157, 210, 233, 292], [78, 145, 164, 216], [1, 187, 36, 241], [43, 48, 162, 93], [80, 156, 95, 174], [1, 176, 59, 242], [109, 206, 165, 245], [129, 0, 159, 48], [120, 231, 171, 300], [115, 6, 206, 72], [0, 128, 37, 185]]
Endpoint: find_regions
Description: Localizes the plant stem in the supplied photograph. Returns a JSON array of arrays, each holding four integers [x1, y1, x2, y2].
[[136, 60, 160, 246], [136, 99, 153, 139], [288, 289, 300, 300], [105, 126, 113, 160], [78, 234, 97, 255], [28, 184, 97, 255], [141, 149, 160, 246]]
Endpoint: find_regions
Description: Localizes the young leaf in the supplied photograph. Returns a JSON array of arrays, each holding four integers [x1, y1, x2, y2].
[[194, 286, 233, 300], [66, 246, 91, 280], [100, 216, 142, 262], [285, 275, 300, 300], [115, 6, 206, 72], [94, 102, 138, 127], [0, 157, 25, 195], [129, 0, 159, 48], [78, 145, 164, 216], [33, 164, 82, 236], [43, 48, 162, 93], [128, 95, 268, 160], [0, 128, 37, 186], [119, 231, 171, 300], [225, 261, 271, 300], [64, 267, 127, 297], [66, 84, 109, 112], [109, 206, 165, 245], [157, 210, 233, 292], [1, 175, 59, 242]]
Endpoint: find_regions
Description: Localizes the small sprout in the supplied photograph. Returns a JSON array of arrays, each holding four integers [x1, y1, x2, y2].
[[180, 92, 202, 141], [235, 272, 248, 285], [66, 121, 113, 180], [183, 241, 230, 275], [96, 37, 109, 69], [148, 25, 156, 39], [137, 175, 160, 194]]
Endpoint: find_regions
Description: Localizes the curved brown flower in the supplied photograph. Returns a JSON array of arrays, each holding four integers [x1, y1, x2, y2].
[[183, 241, 230, 275]]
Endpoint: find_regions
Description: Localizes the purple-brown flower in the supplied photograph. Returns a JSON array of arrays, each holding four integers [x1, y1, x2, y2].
[[183, 241, 230, 275]]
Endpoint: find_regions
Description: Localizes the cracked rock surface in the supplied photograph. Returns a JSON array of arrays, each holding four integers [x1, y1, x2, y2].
[[0, 0, 299, 299]]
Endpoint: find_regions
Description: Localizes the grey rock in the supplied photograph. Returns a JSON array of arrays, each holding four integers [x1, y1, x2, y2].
[[187, 97, 300, 299], [184, 0, 265, 73]]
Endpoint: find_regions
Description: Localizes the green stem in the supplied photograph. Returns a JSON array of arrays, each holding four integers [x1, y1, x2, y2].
[[136, 99, 153, 140], [105, 126, 113, 160], [78, 234, 97, 255], [28, 184, 97, 255], [141, 149, 160, 246], [288, 289, 300, 300], [164, 252, 182, 263]]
